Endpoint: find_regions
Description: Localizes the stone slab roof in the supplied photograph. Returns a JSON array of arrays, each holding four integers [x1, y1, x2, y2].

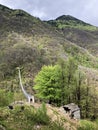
[[63, 103, 80, 112]]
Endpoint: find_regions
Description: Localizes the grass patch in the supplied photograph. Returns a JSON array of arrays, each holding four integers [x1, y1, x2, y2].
[[77, 120, 98, 130]]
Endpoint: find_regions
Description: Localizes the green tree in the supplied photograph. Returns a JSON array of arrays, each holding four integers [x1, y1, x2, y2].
[[34, 58, 78, 106], [73, 71, 98, 119], [73, 70, 85, 106], [57, 58, 78, 104], [62, 58, 78, 103], [34, 65, 62, 105]]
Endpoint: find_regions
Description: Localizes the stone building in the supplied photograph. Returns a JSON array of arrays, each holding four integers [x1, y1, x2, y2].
[[63, 103, 80, 119]]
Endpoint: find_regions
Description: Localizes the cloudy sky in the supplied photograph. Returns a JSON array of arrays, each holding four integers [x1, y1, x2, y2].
[[0, 0, 98, 26]]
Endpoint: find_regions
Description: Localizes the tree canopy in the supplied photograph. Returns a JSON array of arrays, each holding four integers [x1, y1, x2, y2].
[[34, 65, 62, 104], [34, 58, 78, 106]]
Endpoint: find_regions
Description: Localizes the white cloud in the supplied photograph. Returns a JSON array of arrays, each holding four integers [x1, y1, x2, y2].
[[31, 9, 47, 19]]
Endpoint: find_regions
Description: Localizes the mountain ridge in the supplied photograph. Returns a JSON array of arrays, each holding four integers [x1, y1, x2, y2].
[[56, 15, 92, 26], [0, 4, 98, 98], [46, 14, 98, 56], [0, 4, 98, 81]]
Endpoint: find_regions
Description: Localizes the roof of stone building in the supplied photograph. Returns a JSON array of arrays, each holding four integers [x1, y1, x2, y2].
[[63, 103, 80, 112]]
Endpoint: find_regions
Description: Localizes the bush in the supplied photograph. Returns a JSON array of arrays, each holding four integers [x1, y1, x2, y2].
[[77, 120, 97, 130], [0, 90, 13, 107], [32, 102, 50, 125]]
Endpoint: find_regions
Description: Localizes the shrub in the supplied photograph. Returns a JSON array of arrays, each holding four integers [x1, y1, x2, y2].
[[77, 120, 97, 130], [32, 102, 50, 125], [0, 90, 13, 107]]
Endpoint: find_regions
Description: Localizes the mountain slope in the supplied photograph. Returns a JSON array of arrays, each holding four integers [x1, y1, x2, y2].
[[47, 15, 98, 56], [47, 15, 97, 30], [0, 4, 63, 38], [0, 4, 98, 97]]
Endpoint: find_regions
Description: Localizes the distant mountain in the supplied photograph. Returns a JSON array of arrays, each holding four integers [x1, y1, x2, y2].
[[56, 15, 87, 23], [46, 15, 98, 56], [0, 4, 98, 91], [47, 15, 97, 30], [0, 4, 61, 37]]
